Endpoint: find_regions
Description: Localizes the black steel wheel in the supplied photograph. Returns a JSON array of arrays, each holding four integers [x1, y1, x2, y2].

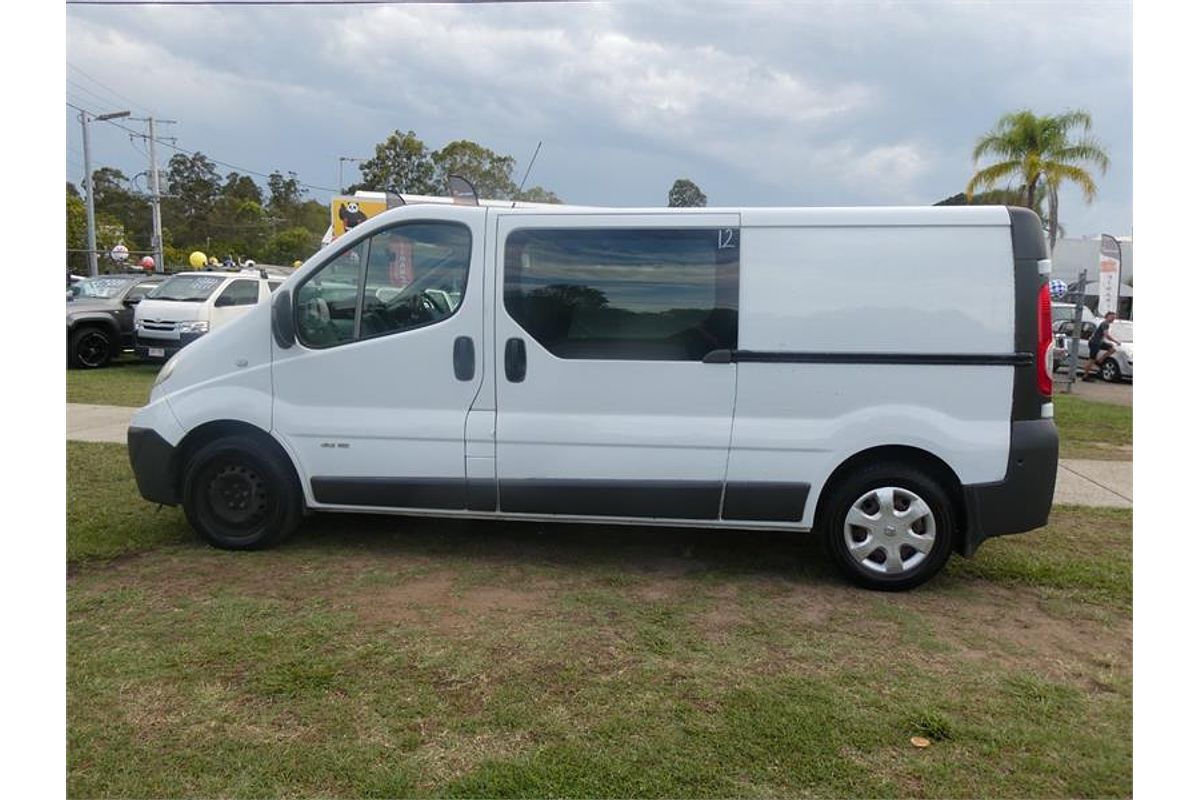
[[182, 434, 303, 550], [69, 326, 113, 369]]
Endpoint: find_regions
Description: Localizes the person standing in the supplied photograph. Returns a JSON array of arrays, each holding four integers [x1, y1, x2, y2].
[[1080, 311, 1121, 382]]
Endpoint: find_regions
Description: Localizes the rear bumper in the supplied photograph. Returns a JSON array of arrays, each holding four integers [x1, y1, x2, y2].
[[960, 418, 1059, 556], [127, 426, 180, 505]]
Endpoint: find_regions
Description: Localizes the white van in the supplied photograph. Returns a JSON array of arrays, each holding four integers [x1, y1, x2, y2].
[[134, 269, 283, 360], [127, 204, 1058, 590]]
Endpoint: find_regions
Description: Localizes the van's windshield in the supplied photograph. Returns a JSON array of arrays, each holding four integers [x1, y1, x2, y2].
[[148, 275, 226, 302]]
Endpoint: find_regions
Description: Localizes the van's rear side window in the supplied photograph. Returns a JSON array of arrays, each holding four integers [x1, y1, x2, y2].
[[504, 227, 739, 361]]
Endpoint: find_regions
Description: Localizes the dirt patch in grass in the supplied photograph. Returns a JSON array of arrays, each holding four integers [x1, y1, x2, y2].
[[69, 508, 1131, 797]]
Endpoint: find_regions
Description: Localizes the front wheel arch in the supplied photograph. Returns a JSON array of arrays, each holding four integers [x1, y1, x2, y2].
[[175, 420, 302, 505]]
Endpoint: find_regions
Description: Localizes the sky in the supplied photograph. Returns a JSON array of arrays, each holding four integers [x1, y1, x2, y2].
[[64, 0, 1133, 237]]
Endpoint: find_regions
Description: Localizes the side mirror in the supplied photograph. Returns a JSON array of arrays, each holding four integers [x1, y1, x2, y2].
[[272, 289, 295, 349], [125, 295, 144, 306]]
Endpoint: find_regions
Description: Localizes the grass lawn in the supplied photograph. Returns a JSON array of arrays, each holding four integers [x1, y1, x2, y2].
[[1053, 395, 1133, 460], [66, 356, 161, 408], [68, 444, 1132, 798]]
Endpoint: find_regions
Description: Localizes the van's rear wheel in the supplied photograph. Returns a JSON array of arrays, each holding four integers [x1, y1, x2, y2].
[[822, 463, 954, 590], [182, 434, 302, 550]]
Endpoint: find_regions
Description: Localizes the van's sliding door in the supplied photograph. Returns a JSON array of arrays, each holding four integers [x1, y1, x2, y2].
[[492, 213, 739, 521]]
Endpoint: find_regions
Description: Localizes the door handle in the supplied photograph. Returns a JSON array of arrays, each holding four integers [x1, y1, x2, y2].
[[453, 336, 475, 381], [504, 337, 526, 383]]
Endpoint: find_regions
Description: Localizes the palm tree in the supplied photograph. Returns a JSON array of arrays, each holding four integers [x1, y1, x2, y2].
[[966, 110, 1110, 251]]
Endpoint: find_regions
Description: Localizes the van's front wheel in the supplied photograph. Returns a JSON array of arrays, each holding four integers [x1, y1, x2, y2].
[[822, 463, 954, 590], [182, 435, 302, 550]]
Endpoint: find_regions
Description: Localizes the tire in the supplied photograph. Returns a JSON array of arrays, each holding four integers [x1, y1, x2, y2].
[[182, 434, 303, 550], [1101, 359, 1121, 382], [68, 326, 113, 369], [821, 462, 955, 591]]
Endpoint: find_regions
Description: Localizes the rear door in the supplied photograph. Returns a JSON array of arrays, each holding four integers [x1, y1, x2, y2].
[[492, 213, 740, 520], [271, 207, 486, 509]]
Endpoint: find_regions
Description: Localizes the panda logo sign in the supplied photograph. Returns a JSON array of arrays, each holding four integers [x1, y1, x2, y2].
[[331, 196, 388, 240], [339, 201, 368, 230]]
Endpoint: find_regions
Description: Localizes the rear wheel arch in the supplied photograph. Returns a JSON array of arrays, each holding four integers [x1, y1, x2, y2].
[[814, 445, 967, 550]]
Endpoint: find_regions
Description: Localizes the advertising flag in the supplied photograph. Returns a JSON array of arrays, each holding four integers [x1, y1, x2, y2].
[[1097, 235, 1122, 316]]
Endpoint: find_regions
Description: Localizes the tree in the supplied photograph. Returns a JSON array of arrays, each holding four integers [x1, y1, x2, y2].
[[513, 186, 563, 204], [351, 130, 438, 196], [431, 140, 518, 199], [67, 194, 88, 273], [668, 178, 707, 207], [262, 226, 320, 265], [222, 172, 263, 204], [966, 109, 1109, 251], [267, 170, 306, 216], [164, 152, 223, 246]]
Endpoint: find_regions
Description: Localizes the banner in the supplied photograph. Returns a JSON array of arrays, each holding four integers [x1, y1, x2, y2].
[[1097, 234, 1122, 316], [330, 195, 388, 241]]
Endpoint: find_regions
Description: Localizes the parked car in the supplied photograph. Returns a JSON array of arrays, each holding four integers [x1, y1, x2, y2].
[[66, 273, 166, 368], [1053, 319, 1132, 381], [134, 269, 283, 361], [128, 204, 1058, 591], [1051, 301, 1098, 327]]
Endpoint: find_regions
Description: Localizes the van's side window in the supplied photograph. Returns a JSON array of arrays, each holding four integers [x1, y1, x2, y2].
[[504, 227, 739, 360], [294, 222, 471, 349], [217, 279, 261, 307], [295, 241, 367, 348], [359, 223, 471, 340]]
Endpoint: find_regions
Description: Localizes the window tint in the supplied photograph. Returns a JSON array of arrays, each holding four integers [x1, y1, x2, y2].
[[295, 222, 471, 349], [218, 279, 261, 307], [504, 227, 738, 360], [268, 281, 282, 293]]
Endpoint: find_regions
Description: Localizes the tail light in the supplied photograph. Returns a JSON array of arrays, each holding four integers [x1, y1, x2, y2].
[[1036, 283, 1052, 396]]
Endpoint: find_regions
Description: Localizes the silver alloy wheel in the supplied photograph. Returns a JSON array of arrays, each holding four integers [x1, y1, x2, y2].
[[842, 486, 937, 575]]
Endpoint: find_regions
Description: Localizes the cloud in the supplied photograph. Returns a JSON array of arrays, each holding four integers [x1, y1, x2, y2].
[[65, 0, 1131, 232]]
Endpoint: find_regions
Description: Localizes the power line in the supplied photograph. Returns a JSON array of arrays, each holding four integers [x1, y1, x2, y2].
[[67, 100, 342, 195], [66, 80, 126, 113], [67, 63, 154, 117], [67, 1, 588, 6]]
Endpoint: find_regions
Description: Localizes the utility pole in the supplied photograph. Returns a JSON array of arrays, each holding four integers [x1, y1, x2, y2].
[[339, 156, 367, 193], [133, 116, 176, 273], [78, 108, 130, 276]]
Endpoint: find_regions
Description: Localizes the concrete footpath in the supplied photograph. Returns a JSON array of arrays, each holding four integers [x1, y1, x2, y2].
[[66, 403, 1131, 509]]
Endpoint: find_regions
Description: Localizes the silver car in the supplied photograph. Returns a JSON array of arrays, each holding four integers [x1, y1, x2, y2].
[[1054, 319, 1133, 382]]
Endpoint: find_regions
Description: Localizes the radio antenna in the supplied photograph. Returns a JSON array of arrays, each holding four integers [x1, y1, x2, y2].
[[513, 140, 543, 207]]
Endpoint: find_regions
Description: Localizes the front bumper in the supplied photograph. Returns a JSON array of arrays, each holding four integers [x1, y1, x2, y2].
[[127, 426, 180, 505], [134, 331, 205, 361], [960, 418, 1059, 556]]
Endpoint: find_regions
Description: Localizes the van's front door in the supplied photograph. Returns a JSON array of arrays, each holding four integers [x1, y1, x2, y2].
[[493, 213, 740, 520], [271, 208, 485, 510]]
